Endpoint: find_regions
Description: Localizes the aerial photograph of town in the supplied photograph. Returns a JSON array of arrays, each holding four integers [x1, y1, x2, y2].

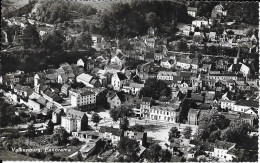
[[0, 0, 259, 162]]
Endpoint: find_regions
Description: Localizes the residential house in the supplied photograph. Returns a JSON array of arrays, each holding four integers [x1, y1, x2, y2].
[[99, 126, 121, 145], [228, 63, 250, 76], [72, 131, 100, 141], [80, 138, 102, 158], [187, 7, 197, 17], [144, 38, 155, 48], [149, 103, 180, 123], [192, 17, 208, 28], [154, 52, 165, 61], [147, 27, 157, 37], [124, 130, 147, 146], [77, 59, 85, 67], [179, 82, 189, 94], [106, 91, 133, 108], [14, 84, 34, 98], [204, 92, 215, 104], [92, 35, 103, 50], [240, 113, 256, 126], [233, 99, 259, 113], [61, 109, 88, 133], [140, 97, 153, 118], [76, 73, 101, 88], [187, 109, 200, 125], [205, 74, 237, 81], [52, 108, 65, 124], [219, 92, 236, 110], [211, 5, 227, 19], [176, 58, 198, 70], [208, 32, 217, 42], [157, 71, 178, 81], [160, 58, 175, 69], [85, 87, 108, 107], [70, 88, 96, 109], [61, 84, 71, 96], [28, 99, 44, 113], [111, 52, 125, 67], [129, 82, 144, 96], [212, 141, 236, 162], [247, 75, 259, 88], [191, 93, 204, 103], [111, 72, 128, 91]]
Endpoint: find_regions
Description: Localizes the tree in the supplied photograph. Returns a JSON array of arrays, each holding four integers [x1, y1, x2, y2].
[[169, 127, 181, 140], [220, 120, 251, 144], [46, 120, 54, 135], [117, 137, 140, 161], [139, 78, 171, 100], [145, 12, 158, 27], [208, 130, 221, 142], [159, 149, 172, 162], [21, 24, 40, 48], [130, 124, 144, 132], [120, 117, 129, 131], [109, 107, 133, 122], [183, 126, 192, 139], [175, 38, 188, 52], [70, 137, 79, 146], [75, 151, 83, 161], [27, 123, 36, 138], [53, 127, 69, 145], [91, 113, 101, 128], [145, 144, 162, 162], [41, 29, 65, 51]]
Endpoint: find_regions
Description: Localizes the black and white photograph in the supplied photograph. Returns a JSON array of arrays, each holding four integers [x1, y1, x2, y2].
[[0, 0, 259, 162]]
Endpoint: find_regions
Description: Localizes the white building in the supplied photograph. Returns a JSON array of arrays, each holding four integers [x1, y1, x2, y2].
[[149, 103, 179, 123], [111, 72, 127, 91], [129, 82, 144, 95], [70, 88, 96, 107], [187, 7, 197, 17], [228, 63, 250, 76], [192, 17, 209, 28], [77, 59, 85, 67], [176, 58, 198, 70], [157, 71, 178, 81], [212, 141, 236, 162], [144, 38, 155, 48], [76, 73, 94, 87], [61, 109, 88, 133]]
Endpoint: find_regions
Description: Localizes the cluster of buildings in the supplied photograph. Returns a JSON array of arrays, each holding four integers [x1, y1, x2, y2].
[[0, 2, 258, 162]]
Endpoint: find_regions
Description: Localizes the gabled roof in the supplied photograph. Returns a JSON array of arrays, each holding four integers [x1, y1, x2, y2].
[[214, 140, 235, 150], [115, 72, 127, 80], [99, 126, 121, 136], [141, 97, 152, 103], [76, 73, 93, 83], [236, 99, 259, 107], [129, 82, 144, 88], [158, 71, 178, 76], [187, 7, 197, 12], [66, 109, 86, 119], [188, 109, 200, 115], [240, 113, 255, 120]]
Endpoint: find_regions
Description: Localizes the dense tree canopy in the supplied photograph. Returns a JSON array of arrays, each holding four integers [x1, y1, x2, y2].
[[117, 137, 140, 161], [145, 144, 172, 162], [41, 29, 65, 51], [194, 109, 230, 141], [98, 1, 190, 38], [139, 78, 171, 100], [35, 1, 97, 24]]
